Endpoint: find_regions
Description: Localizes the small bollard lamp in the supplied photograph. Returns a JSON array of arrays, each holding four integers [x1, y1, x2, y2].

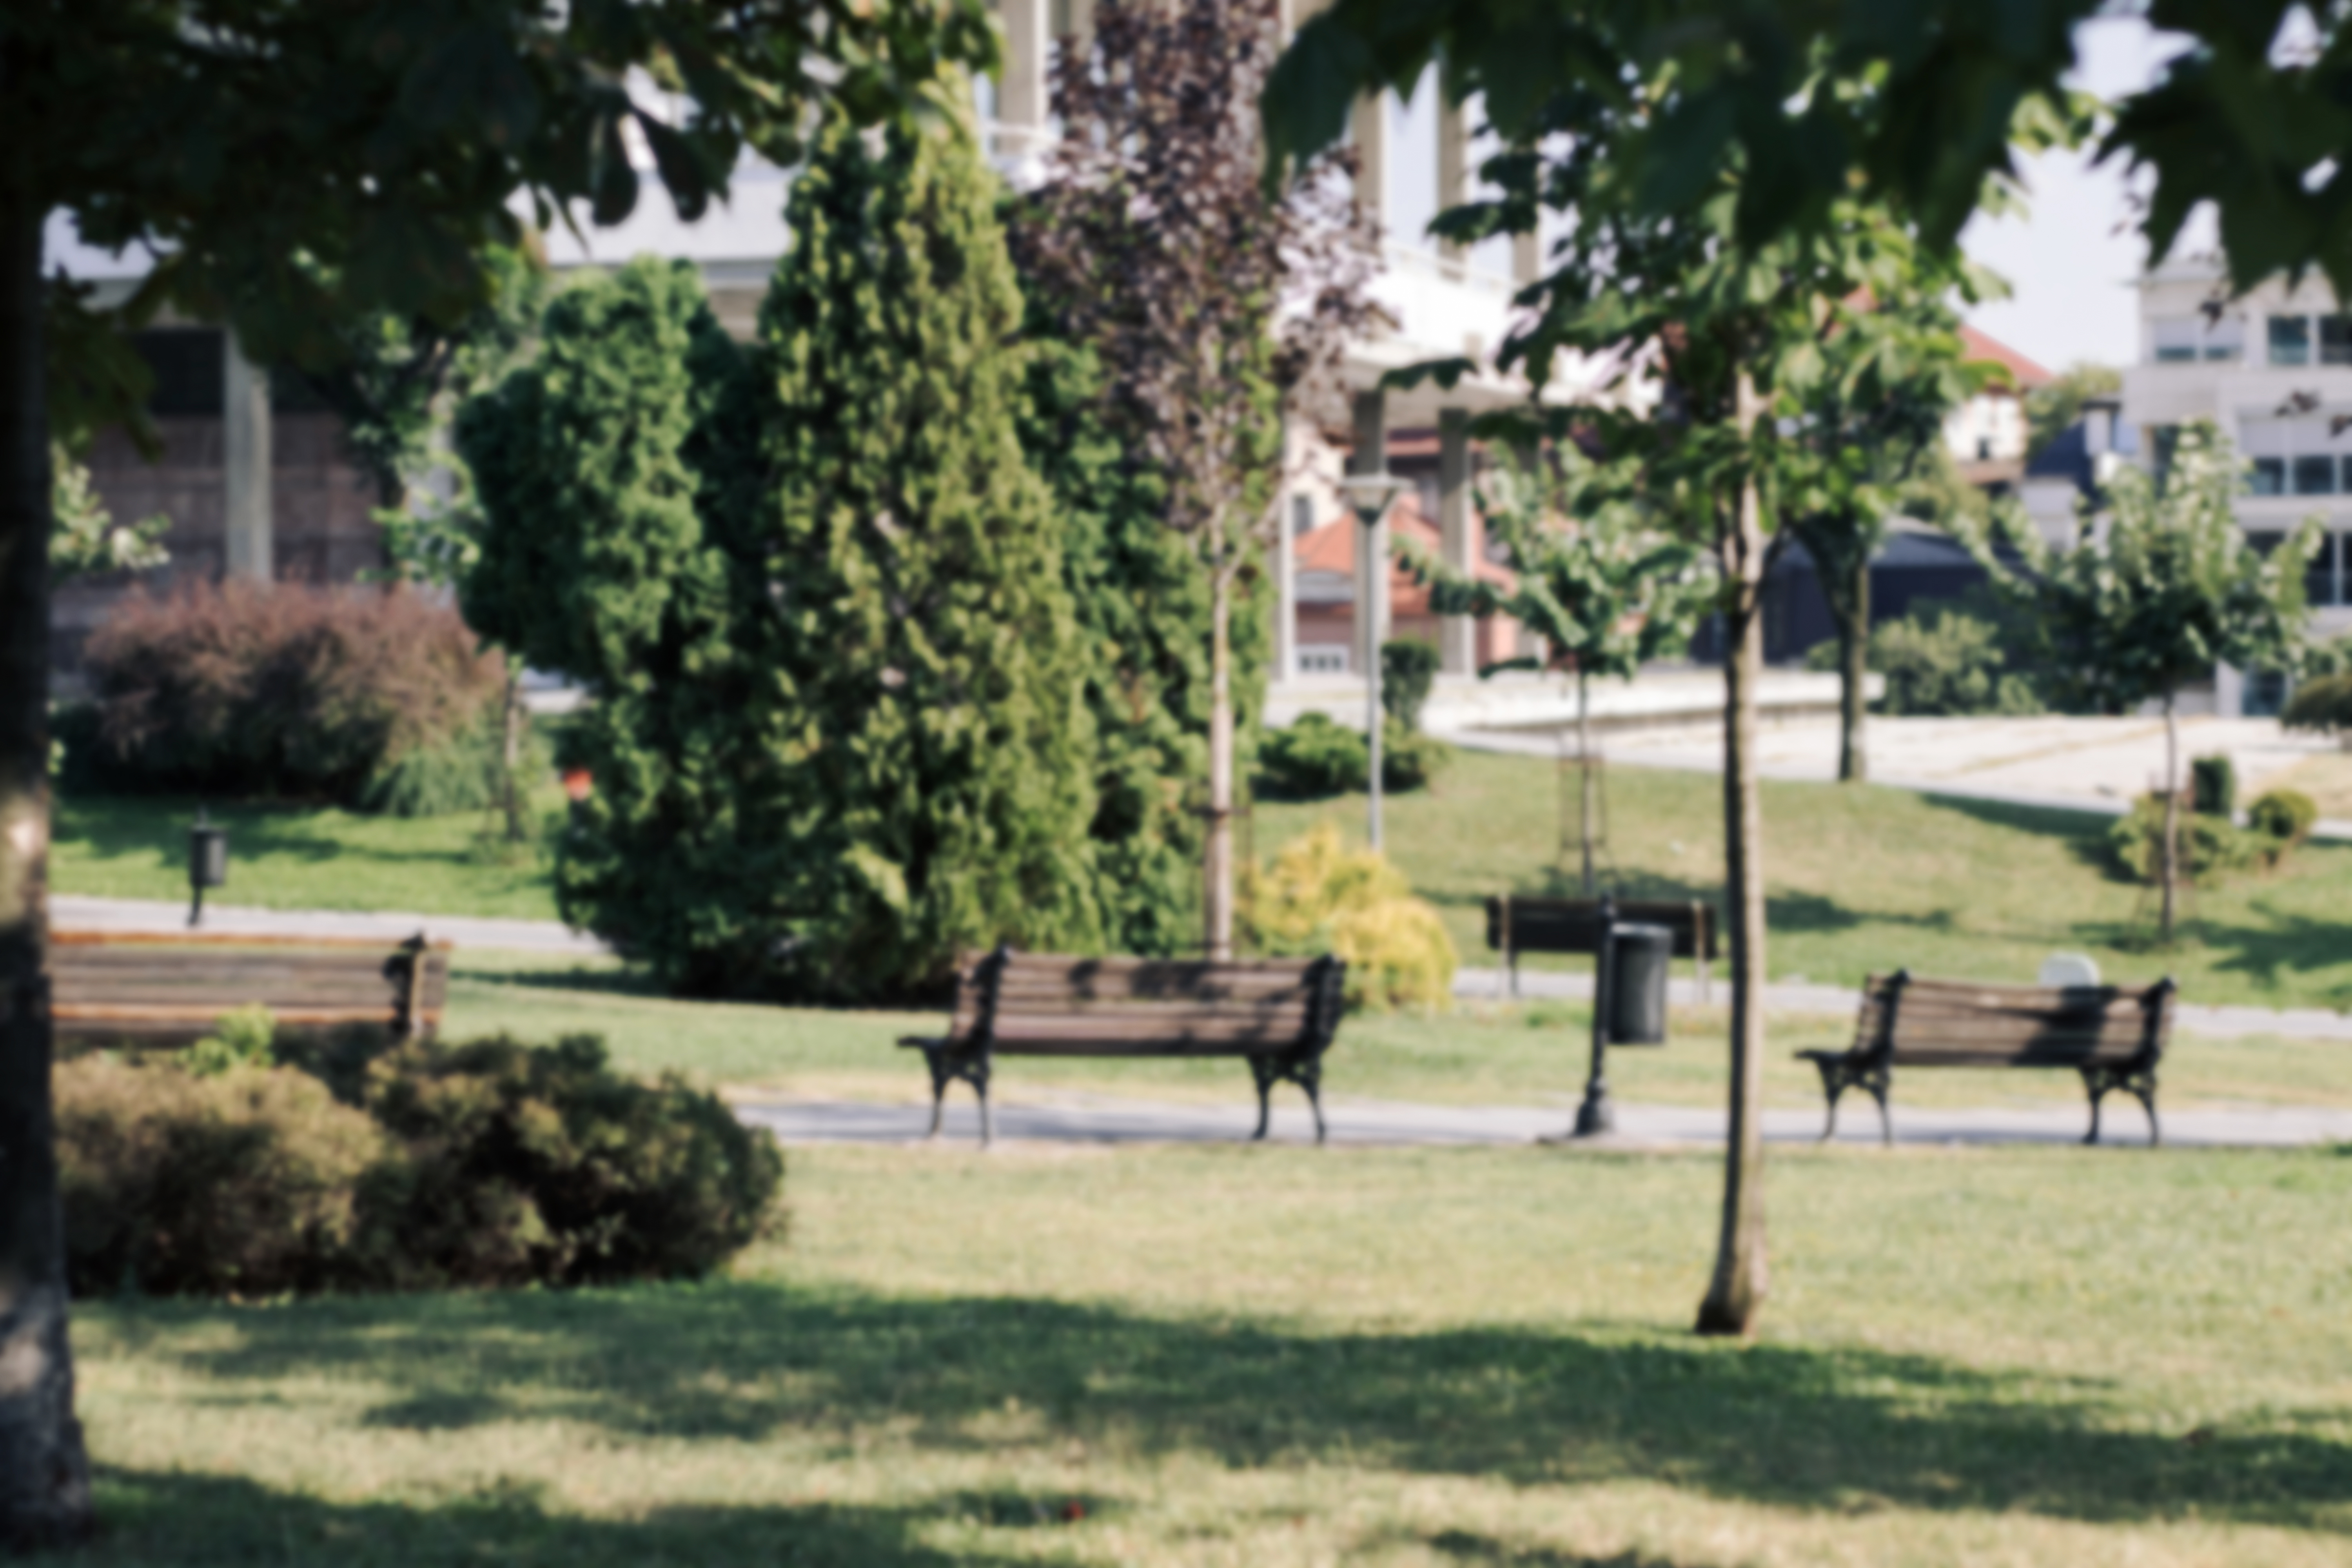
[[187, 808, 229, 927], [1336, 468, 1409, 853], [1573, 893, 1674, 1137]]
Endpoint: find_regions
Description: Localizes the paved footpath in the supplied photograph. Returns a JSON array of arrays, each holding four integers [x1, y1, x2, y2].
[[738, 1089, 2352, 1151]]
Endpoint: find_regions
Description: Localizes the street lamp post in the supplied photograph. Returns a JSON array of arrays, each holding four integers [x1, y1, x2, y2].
[[1338, 469, 1407, 852]]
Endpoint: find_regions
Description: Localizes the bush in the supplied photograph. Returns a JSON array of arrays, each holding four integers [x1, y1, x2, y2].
[[2283, 671, 2352, 745], [2248, 788, 2319, 844], [57, 1058, 388, 1297], [52, 1033, 782, 1298], [1256, 713, 1448, 799], [1867, 601, 2045, 717], [2190, 754, 2236, 817], [2107, 793, 2273, 884], [1380, 638, 1441, 730], [1242, 825, 1456, 1013], [360, 1033, 784, 1289], [183, 1004, 277, 1078], [75, 580, 506, 806]]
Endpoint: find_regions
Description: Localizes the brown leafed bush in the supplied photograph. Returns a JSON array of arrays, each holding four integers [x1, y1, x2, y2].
[[56, 1057, 389, 1298], [79, 579, 505, 803]]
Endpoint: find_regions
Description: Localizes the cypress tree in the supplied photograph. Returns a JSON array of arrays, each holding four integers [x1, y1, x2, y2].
[[753, 116, 1100, 996]]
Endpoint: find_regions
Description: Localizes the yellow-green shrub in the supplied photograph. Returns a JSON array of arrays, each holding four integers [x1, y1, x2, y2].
[[1242, 825, 1457, 1013]]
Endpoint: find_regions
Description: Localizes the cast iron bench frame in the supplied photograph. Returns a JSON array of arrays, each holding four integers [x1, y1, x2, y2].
[[1485, 894, 1719, 1001], [899, 947, 1347, 1147], [1798, 970, 2177, 1147], [51, 929, 451, 1047]]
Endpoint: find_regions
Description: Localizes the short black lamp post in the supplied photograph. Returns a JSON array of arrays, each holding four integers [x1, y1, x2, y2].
[[187, 809, 229, 927], [1573, 893, 1673, 1136], [1336, 468, 1408, 852]]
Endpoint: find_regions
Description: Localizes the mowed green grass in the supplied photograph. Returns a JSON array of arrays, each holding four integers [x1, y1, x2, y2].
[[54, 1139, 2352, 1566], [48, 792, 566, 923], [54, 748, 2352, 1010], [443, 953, 2352, 1114], [1256, 748, 2352, 1013]]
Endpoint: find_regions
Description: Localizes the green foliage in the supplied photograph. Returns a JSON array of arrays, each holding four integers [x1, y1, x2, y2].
[[2026, 363, 2122, 459], [76, 581, 507, 806], [48, 443, 168, 584], [1242, 825, 1456, 1013], [358, 1033, 782, 1290], [464, 125, 1101, 1001], [1257, 713, 1446, 799], [2190, 755, 2236, 818], [359, 708, 547, 820], [1967, 423, 2317, 715], [53, 1034, 781, 1298], [2283, 672, 2352, 737], [2106, 795, 2280, 887], [56, 1056, 389, 1298], [2248, 789, 2319, 845], [184, 1005, 278, 1079], [1380, 639, 1441, 730], [1853, 600, 2046, 717]]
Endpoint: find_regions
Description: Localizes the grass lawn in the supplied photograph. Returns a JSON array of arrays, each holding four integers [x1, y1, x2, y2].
[[48, 793, 566, 923], [55, 1138, 2352, 1566], [1256, 748, 2352, 1013], [444, 952, 2352, 1115]]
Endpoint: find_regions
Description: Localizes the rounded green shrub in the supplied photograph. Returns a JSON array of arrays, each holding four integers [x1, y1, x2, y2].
[[1257, 713, 1367, 798], [2248, 788, 2319, 844], [1241, 825, 1457, 1013], [2106, 793, 2269, 884]]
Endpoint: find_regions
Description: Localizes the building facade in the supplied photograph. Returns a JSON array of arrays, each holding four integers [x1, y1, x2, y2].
[[2120, 257, 2352, 712]]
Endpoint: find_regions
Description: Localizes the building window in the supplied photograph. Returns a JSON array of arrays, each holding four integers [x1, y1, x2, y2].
[[1298, 646, 1349, 675], [2152, 318, 2199, 362], [2308, 532, 2341, 607], [2244, 669, 2292, 717], [2249, 459, 2285, 495], [2270, 315, 2312, 365], [2246, 531, 2284, 557], [2206, 316, 2246, 361], [2294, 454, 2338, 495], [1976, 436, 1993, 461], [2324, 316, 2352, 366], [1291, 494, 1314, 537]]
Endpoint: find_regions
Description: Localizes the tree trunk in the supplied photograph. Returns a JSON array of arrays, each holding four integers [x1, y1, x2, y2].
[[1837, 550, 1868, 784], [501, 669, 527, 844], [1578, 667, 1597, 895], [1204, 519, 1234, 960], [0, 158, 97, 1551], [2160, 690, 2178, 945], [1696, 371, 1771, 1340]]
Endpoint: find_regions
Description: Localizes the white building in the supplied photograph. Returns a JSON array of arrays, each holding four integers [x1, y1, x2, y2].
[[2120, 256, 2352, 713]]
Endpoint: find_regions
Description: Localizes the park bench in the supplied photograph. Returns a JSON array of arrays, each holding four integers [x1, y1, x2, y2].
[[1485, 894, 1719, 1000], [1798, 971, 2177, 1147], [51, 930, 452, 1047], [899, 947, 1348, 1147]]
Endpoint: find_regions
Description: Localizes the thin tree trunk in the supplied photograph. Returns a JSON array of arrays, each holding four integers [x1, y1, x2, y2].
[[0, 154, 96, 1551], [1838, 551, 1868, 784], [501, 669, 526, 844], [1578, 666, 1596, 895], [2160, 690, 2178, 944], [1204, 519, 1234, 961], [1697, 371, 1771, 1339]]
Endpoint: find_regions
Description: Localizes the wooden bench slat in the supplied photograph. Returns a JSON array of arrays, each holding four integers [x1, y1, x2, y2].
[[52, 936, 451, 1045]]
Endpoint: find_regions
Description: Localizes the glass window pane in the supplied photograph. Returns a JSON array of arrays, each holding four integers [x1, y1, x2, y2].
[[2205, 316, 2246, 360], [1387, 68, 1442, 252], [2339, 455, 2352, 493], [2249, 459, 2286, 496], [2152, 318, 2199, 362], [2323, 316, 2352, 365], [2294, 454, 2337, 494], [2247, 530, 2285, 556], [2270, 316, 2312, 365], [2307, 533, 2339, 606]]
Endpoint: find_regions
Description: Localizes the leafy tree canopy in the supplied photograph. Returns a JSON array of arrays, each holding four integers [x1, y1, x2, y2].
[[2025, 361, 2124, 460]]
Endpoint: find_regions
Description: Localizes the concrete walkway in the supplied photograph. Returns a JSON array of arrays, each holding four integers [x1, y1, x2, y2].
[[51, 895, 610, 957], [738, 1089, 2352, 1151], [1440, 713, 2352, 838]]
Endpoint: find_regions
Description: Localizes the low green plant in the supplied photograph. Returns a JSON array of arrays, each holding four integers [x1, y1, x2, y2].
[[1847, 596, 2045, 717], [1257, 713, 1447, 799], [2282, 670, 2352, 748], [183, 1004, 278, 1078], [1242, 825, 1456, 1013], [2107, 793, 2272, 885], [53, 1033, 783, 1298], [361, 709, 545, 819], [2191, 754, 2236, 817], [1379, 638, 1441, 730], [2248, 788, 2319, 845]]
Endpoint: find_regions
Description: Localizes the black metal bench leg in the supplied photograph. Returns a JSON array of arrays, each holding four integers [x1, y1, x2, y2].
[[1249, 1059, 1274, 1142], [1866, 1071, 1892, 1147], [2132, 1073, 2160, 1149], [1815, 1063, 1847, 1142], [923, 1050, 949, 1140], [2081, 1068, 2109, 1147], [1300, 1061, 1327, 1147]]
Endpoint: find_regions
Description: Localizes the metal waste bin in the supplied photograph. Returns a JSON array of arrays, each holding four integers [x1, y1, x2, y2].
[[1605, 922, 1673, 1045], [187, 809, 229, 927]]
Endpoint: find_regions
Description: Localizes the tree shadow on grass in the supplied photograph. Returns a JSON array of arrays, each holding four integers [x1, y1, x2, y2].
[[54, 1466, 1053, 1567], [96, 1282, 2352, 1538]]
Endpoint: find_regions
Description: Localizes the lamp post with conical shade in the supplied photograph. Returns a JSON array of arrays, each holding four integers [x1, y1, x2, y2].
[[1338, 469, 1408, 851]]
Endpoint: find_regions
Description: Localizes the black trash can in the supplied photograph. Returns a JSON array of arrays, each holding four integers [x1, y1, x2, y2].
[[1605, 922, 1673, 1045]]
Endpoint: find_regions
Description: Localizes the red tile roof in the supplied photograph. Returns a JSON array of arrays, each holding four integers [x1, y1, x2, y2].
[[1958, 324, 2054, 392]]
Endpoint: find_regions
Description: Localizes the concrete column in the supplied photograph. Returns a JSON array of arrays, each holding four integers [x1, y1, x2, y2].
[[1436, 99, 1470, 267], [996, 0, 1050, 177], [1437, 408, 1474, 675], [1513, 229, 1541, 287], [1351, 92, 1388, 232], [1350, 388, 1389, 679], [1274, 418, 1301, 686], [223, 328, 272, 583]]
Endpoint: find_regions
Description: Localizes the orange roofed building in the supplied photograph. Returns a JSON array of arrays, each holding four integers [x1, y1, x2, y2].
[[1290, 486, 1523, 675]]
